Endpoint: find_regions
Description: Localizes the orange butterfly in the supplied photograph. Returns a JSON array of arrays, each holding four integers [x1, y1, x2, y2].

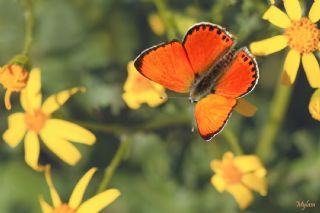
[[134, 22, 259, 141]]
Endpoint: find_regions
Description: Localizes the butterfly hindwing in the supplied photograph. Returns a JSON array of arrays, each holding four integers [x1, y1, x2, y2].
[[195, 94, 237, 141], [183, 22, 234, 75], [134, 40, 194, 93], [214, 48, 259, 98]]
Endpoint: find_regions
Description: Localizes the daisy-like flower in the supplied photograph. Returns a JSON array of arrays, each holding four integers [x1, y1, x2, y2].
[[122, 61, 167, 109], [2, 68, 96, 170], [250, 0, 320, 88], [309, 88, 320, 121], [0, 64, 29, 110], [210, 152, 267, 209], [40, 167, 120, 213]]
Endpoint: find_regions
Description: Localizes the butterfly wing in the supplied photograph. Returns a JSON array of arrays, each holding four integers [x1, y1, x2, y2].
[[134, 40, 194, 93], [195, 94, 237, 141], [214, 48, 259, 98], [183, 22, 234, 75]]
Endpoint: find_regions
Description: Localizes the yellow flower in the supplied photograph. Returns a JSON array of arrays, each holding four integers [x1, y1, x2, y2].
[[40, 167, 120, 213], [309, 88, 320, 121], [0, 64, 29, 110], [122, 61, 167, 109], [210, 152, 267, 209], [148, 13, 165, 36], [250, 0, 320, 88], [2, 68, 96, 170]]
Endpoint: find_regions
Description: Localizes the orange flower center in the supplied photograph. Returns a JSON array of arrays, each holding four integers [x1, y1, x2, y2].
[[284, 17, 320, 54], [24, 109, 49, 133], [222, 163, 243, 185], [53, 204, 76, 213], [132, 74, 156, 93]]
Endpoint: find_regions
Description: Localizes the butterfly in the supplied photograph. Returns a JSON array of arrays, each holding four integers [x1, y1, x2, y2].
[[134, 22, 259, 141]]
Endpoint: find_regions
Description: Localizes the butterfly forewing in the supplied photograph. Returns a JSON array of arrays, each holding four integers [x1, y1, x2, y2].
[[134, 40, 194, 93], [183, 22, 234, 75]]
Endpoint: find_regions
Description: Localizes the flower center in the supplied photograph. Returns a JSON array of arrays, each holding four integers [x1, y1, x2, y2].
[[53, 204, 76, 213], [222, 163, 243, 185], [0, 64, 29, 91], [284, 17, 320, 54], [24, 109, 49, 133]]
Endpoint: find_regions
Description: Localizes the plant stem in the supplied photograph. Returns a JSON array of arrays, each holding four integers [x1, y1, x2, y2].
[[222, 129, 243, 155], [153, 0, 178, 39], [96, 136, 130, 193], [256, 80, 293, 162], [22, 0, 33, 55]]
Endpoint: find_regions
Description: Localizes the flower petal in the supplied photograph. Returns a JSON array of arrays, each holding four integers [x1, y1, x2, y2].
[[210, 160, 222, 173], [20, 68, 42, 113], [222, 152, 234, 164], [39, 195, 53, 213], [41, 87, 85, 114], [250, 35, 288, 56], [302, 53, 320, 88], [45, 119, 96, 145], [24, 131, 41, 171], [234, 99, 257, 117], [226, 184, 253, 209], [234, 155, 265, 173], [242, 173, 268, 196], [69, 168, 97, 209], [309, 88, 320, 121], [40, 123, 81, 165], [281, 49, 301, 86], [44, 167, 62, 207], [77, 189, 121, 213], [211, 175, 226, 192], [262, 6, 291, 28], [283, 0, 302, 20], [3, 113, 26, 148], [309, 0, 320, 23]]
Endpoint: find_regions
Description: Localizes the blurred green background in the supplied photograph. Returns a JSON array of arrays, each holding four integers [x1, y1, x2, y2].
[[0, 0, 319, 212]]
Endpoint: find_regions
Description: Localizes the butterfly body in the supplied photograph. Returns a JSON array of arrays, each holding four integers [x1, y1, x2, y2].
[[134, 22, 259, 140]]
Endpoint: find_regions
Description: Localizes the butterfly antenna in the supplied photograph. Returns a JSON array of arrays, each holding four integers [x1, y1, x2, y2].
[[190, 103, 196, 133], [160, 95, 189, 100]]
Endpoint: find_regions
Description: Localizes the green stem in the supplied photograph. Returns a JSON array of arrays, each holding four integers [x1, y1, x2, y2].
[[153, 0, 178, 39], [222, 129, 243, 155], [256, 79, 293, 162], [96, 136, 130, 193], [22, 0, 33, 55]]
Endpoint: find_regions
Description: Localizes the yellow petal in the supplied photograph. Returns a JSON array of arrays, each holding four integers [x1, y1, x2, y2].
[[222, 152, 234, 164], [41, 87, 85, 114], [211, 175, 226, 192], [3, 113, 26, 148], [234, 99, 257, 117], [226, 184, 253, 209], [44, 167, 62, 207], [262, 6, 291, 28], [281, 49, 301, 86], [250, 35, 288, 56], [40, 124, 81, 165], [21, 68, 42, 113], [242, 173, 268, 196], [234, 155, 265, 173], [302, 53, 320, 88], [283, 0, 302, 20], [24, 131, 41, 171], [210, 160, 222, 173], [309, 89, 320, 121], [39, 195, 53, 213], [77, 189, 121, 213], [309, 1, 320, 23], [69, 168, 97, 209], [45, 119, 96, 145]]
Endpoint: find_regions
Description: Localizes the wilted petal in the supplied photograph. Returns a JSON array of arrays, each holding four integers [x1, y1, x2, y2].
[[77, 189, 121, 213], [250, 35, 288, 56], [234, 99, 257, 117], [226, 184, 253, 209], [263, 6, 291, 28], [69, 168, 97, 209], [302, 53, 320, 88], [283, 0, 302, 20], [281, 49, 300, 86], [3, 113, 26, 148]]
